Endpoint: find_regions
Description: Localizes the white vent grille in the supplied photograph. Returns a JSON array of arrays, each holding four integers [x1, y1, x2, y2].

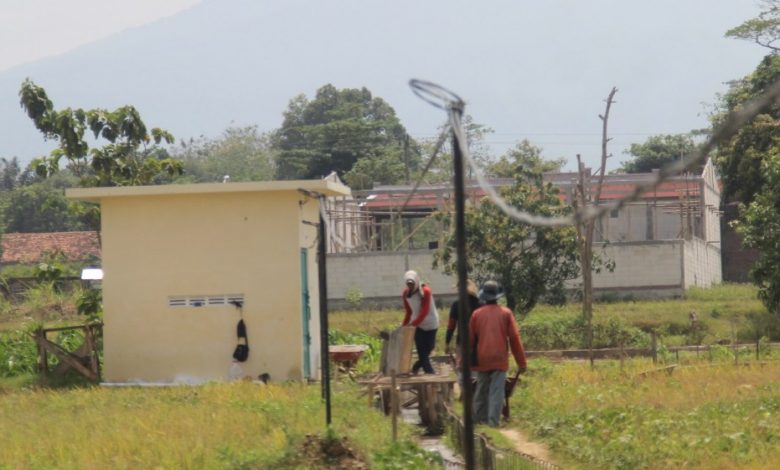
[[168, 294, 244, 308]]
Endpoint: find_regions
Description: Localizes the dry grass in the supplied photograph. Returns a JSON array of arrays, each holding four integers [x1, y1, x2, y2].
[[0, 381, 415, 469], [512, 359, 780, 469]]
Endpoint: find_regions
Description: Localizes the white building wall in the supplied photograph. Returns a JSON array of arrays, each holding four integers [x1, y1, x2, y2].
[[327, 251, 455, 304], [683, 238, 722, 288], [327, 242, 691, 306], [589, 241, 683, 290]]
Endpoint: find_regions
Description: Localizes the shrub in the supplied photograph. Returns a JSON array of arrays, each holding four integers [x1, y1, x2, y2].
[[0, 326, 38, 377], [344, 287, 364, 309]]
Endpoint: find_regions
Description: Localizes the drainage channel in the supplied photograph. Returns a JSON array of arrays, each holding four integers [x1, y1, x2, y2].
[[400, 403, 465, 469]]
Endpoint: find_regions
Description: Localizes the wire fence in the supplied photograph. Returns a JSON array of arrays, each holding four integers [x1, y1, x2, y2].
[[445, 405, 560, 470]]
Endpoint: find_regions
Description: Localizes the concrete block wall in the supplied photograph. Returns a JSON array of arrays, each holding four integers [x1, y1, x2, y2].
[[326, 241, 709, 307], [327, 251, 456, 308], [683, 238, 722, 288], [589, 240, 684, 291]]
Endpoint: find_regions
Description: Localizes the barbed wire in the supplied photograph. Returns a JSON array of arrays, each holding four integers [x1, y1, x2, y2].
[[410, 78, 780, 227]]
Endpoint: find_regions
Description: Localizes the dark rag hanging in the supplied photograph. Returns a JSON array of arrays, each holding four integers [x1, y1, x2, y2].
[[233, 319, 249, 362]]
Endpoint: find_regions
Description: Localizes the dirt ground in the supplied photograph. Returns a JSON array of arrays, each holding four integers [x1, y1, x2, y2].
[[499, 428, 555, 464], [295, 433, 369, 469]]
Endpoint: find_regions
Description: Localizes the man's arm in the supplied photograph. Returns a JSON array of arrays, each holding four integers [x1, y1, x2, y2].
[[506, 311, 527, 371], [445, 302, 458, 347], [401, 291, 412, 326]]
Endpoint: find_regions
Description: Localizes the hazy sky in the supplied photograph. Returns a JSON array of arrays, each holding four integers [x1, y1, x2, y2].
[[0, 0, 769, 171], [0, 0, 200, 72]]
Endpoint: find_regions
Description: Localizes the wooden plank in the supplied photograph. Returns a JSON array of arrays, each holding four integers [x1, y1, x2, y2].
[[51, 342, 90, 377], [380, 326, 415, 375], [37, 339, 97, 381]]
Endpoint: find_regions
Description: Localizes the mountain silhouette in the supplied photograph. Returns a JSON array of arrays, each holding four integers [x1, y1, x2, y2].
[[0, 0, 765, 170]]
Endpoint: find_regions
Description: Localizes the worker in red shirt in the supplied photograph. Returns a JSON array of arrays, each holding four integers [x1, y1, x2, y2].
[[469, 280, 527, 426], [401, 270, 439, 374]]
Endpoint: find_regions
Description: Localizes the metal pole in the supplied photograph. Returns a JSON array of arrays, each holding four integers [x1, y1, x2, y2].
[[452, 104, 475, 470], [318, 202, 332, 426]]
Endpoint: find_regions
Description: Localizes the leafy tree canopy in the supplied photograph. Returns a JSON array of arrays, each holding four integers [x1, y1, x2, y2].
[[272, 84, 419, 188], [19, 79, 183, 187], [487, 139, 566, 177], [422, 115, 494, 183], [0, 157, 21, 191], [726, 0, 780, 51], [173, 126, 275, 183], [618, 134, 699, 174], [2, 174, 98, 233], [735, 153, 780, 314], [433, 165, 579, 315], [713, 54, 780, 204]]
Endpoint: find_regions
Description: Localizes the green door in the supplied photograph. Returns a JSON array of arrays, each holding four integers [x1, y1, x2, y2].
[[300, 248, 311, 379]]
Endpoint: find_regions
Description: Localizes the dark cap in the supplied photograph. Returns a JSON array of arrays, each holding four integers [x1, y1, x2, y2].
[[479, 280, 504, 302]]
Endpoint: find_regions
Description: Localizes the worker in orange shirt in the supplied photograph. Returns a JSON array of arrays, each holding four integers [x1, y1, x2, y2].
[[469, 280, 527, 426]]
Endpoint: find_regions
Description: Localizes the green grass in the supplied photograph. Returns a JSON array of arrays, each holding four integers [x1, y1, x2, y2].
[[509, 358, 780, 469], [330, 284, 775, 354], [0, 379, 438, 469]]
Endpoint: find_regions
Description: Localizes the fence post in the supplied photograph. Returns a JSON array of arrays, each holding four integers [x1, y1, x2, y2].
[[756, 337, 760, 361], [390, 369, 398, 442], [651, 331, 657, 364]]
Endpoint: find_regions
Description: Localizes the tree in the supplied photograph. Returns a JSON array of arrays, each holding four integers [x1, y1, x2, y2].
[[433, 165, 579, 315], [735, 153, 780, 314], [718, 4, 780, 320], [487, 139, 566, 177], [3, 182, 95, 233], [619, 134, 699, 174], [713, 54, 780, 204], [0, 157, 21, 191], [173, 126, 275, 183], [272, 84, 419, 187], [575, 87, 618, 367], [422, 115, 494, 183], [726, 0, 780, 51], [19, 79, 182, 187]]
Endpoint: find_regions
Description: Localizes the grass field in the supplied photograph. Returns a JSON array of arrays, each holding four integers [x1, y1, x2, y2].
[[0, 379, 441, 469], [1, 283, 778, 468], [509, 359, 780, 469], [329, 284, 775, 361]]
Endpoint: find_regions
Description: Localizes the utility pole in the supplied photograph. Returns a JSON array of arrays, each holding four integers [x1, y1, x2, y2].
[[452, 104, 475, 470], [317, 198, 332, 426]]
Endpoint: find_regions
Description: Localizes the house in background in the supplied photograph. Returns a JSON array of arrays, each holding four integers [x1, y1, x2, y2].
[[0, 231, 101, 299], [67, 179, 350, 384], [0, 231, 100, 266], [325, 161, 722, 307]]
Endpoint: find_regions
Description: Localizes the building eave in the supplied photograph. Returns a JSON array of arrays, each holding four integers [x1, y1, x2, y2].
[[66, 179, 351, 203]]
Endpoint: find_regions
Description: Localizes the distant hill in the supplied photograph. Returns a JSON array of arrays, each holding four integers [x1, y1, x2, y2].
[[0, 0, 765, 170]]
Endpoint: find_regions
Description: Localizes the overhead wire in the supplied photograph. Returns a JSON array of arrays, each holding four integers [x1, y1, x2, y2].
[[411, 78, 780, 228]]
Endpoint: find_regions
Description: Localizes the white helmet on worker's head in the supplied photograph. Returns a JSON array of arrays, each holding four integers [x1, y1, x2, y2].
[[404, 270, 421, 292]]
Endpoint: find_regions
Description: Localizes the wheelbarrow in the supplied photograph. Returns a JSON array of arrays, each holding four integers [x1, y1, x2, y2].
[[502, 368, 522, 419], [453, 353, 523, 420], [328, 344, 369, 372]]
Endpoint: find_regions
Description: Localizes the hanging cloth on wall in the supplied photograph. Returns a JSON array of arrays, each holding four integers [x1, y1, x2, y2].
[[231, 301, 249, 362]]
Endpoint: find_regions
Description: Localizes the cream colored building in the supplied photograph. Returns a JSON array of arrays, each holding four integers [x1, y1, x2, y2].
[[68, 180, 350, 383]]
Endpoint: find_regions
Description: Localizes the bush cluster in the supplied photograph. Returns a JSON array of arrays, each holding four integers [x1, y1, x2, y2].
[[521, 315, 649, 350]]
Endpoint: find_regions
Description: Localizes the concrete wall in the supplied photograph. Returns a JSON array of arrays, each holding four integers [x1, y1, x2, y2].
[[588, 241, 683, 295], [682, 238, 722, 288], [327, 250, 455, 309], [327, 240, 711, 306]]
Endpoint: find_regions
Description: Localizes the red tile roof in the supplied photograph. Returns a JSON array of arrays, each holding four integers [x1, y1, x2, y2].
[[1, 231, 101, 264], [363, 179, 702, 210]]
